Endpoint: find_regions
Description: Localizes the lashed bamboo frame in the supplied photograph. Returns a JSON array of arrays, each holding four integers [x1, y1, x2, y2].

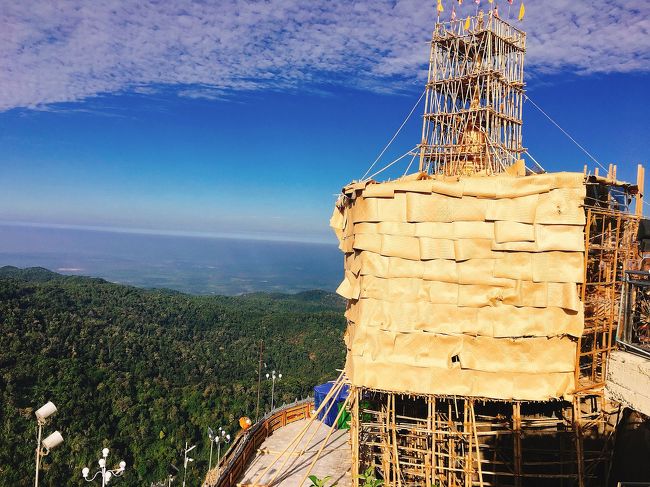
[[347, 166, 644, 487], [350, 391, 622, 487], [419, 13, 526, 176]]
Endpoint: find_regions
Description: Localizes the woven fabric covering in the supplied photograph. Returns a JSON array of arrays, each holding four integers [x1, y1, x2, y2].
[[331, 172, 586, 401]]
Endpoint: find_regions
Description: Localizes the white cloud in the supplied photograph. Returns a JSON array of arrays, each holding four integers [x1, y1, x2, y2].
[[0, 0, 648, 111]]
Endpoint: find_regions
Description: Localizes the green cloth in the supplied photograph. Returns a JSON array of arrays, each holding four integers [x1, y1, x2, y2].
[[336, 401, 351, 430]]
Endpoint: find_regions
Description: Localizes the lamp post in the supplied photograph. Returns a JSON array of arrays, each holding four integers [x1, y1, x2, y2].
[[182, 442, 196, 487], [82, 447, 126, 486], [266, 370, 282, 411], [34, 401, 63, 487], [207, 427, 215, 471], [214, 428, 231, 475]]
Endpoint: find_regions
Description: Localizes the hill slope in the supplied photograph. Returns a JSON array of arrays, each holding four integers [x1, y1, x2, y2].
[[0, 267, 346, 486]]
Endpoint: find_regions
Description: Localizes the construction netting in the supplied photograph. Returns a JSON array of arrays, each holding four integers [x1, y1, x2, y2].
[[330, 172, 586, 401]]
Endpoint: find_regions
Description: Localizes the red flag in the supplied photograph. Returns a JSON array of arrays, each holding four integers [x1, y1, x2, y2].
[[508, 0, 513, 3], [452, 6, 457, 20], [475, 0, 480, 5]]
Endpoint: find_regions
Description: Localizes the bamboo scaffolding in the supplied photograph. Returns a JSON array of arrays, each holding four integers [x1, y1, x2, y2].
[[419, 13, 525, 176], [338, 13, 644, 487], [352, 381, 630, 487]]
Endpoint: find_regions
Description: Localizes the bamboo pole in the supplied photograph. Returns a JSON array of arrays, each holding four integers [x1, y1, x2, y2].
[[470, 402, 484, 487], [298, 394, 351, 487], [637, 164, 645, 217], [574, 398, 585, 487], [513, 402, 522, 487], [265, 379, 346, 486], [390, 394, 403, 487], [351, 387, 360, 487], [251, 374, 345, 486]]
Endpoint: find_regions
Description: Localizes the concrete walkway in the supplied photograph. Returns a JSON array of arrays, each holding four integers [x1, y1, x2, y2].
[[238, 419, 351, 486]]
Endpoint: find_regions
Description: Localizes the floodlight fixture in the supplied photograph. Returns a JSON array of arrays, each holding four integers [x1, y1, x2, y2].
[[41, 431, 64, 451], [35, 402, 57, 423], [34, 401, 62, 487]]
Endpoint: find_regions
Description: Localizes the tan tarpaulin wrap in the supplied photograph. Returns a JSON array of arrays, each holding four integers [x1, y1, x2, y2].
[[331, 172, 586, 401]]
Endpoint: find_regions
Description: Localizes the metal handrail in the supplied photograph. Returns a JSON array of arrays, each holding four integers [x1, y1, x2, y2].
[[618, 271, 650, 359]]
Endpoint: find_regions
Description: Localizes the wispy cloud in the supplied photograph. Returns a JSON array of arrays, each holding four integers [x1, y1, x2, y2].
[[1, 0, 648, 111]]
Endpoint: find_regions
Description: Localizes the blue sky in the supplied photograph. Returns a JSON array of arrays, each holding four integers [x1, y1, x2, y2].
[[1, 0, 649, 243]]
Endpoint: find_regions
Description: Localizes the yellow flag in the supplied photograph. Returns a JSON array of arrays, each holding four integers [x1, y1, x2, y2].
[[488, 0, 493, 3], [464, 15, 471, 30], [437, 0, 444, 12], [518, 2, 525, 20]]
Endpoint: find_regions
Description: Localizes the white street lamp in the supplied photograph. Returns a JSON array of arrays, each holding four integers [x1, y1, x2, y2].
[[207, 427, 216, 472], [207, 425, 231, 479], [34, 401, 63, 487], [82, 447, 126, 486], [214, 428, 231, 475], [266, 370, 282, 411], [182, 442, 196, 487]]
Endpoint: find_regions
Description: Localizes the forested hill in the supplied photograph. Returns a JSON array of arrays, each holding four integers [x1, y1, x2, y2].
[[0, 266, 346, 486]]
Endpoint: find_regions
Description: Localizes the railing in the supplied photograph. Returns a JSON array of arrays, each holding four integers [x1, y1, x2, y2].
[[202, 398, 314, 487], [619, 271, 650, 359]]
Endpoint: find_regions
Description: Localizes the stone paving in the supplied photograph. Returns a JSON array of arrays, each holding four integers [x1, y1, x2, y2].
[[238, 419, 351, 486]]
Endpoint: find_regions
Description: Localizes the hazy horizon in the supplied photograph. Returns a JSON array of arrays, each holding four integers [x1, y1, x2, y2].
[[0, 222, 341, 295]]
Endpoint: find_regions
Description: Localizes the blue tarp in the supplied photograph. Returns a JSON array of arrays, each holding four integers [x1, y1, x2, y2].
[[313, 382, 350, 427]]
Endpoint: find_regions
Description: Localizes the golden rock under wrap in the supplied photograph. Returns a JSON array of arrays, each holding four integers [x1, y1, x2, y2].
[[332, 172, 586, 401]]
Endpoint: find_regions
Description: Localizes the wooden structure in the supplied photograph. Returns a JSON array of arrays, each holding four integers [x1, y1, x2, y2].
[[419, 13, 526, 176], [332, 11, 646, 487], [337, 165, 643, 487]]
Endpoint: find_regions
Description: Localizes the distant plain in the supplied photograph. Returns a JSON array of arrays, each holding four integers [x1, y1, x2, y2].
[[0, 224, 341, 295]]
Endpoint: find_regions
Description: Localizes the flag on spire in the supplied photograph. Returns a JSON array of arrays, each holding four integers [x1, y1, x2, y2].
[[458, 0, 463, 4], [475, 0, 480, 5], [488, 0, 493, 4], [437, 0, 444, 13], [451, 6, 457, 20], [494, 5, 499, 17], [507, 0, 513, 3], [518, 2, 525, 20]]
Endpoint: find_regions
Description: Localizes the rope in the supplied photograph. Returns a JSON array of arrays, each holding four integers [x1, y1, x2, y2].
[[524, 150, 545, 173], [524, 94, 608, 173], [402, 152, 418, 177], [366, 146, 419, 181], [361, 89, 426, 180]]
